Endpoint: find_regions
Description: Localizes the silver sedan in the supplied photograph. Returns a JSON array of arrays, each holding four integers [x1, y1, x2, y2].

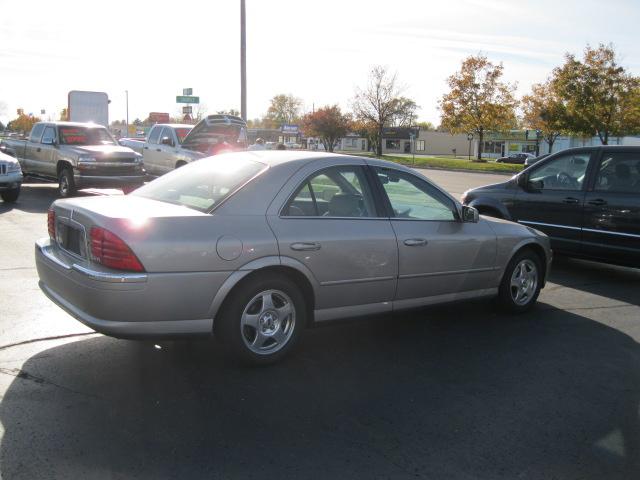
[[36, 152, 552, 364]]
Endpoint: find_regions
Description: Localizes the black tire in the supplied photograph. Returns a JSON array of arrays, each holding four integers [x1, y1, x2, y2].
[[498, 249, 542, 313], [58, 167, 76, 198], [216, 273, 307, 365], [0, 186, 20, 203], [175, 161, 187, 169], [121, 185, 142, 195]]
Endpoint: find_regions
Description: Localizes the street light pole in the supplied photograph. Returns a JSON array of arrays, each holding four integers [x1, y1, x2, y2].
[[240, 0, 247, 121], [125, 90, 129, 137]]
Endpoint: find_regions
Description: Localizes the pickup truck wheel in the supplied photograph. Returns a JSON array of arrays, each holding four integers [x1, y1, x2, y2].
[[0, 186, 20, 203], [58, 168, 76, 198]]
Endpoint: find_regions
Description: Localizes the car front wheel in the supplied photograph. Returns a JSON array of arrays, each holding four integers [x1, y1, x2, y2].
[[58, 167, 76, 198], [498, 249, 542, 313], [216, 273, 306, 365]]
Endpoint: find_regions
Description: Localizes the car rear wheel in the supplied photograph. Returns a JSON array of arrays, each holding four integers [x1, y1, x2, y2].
[[216, 273, 306, 365], [58, 167, 76, 198], [498, 249, 542, 313], [0, 186, 20, 203]]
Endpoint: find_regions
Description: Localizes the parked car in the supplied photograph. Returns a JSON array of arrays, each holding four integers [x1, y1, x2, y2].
[[462, 146, 640, 268], [37, 151, 551, 364], [0, 150, 23, 202], [0, 140, 17, 158], [496, 152, 536, 164], [524, 153, 549, 167], [3, 122, 146, 197]]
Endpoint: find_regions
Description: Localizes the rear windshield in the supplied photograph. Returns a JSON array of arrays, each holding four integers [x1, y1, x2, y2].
[[59, 126, 116, 146], [175, 128, 191, 144], [132, 157, 266, 212]]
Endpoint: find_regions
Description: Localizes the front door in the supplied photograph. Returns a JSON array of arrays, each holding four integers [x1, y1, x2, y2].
[[511, 150, 592, 254], [267, 162, 398, 316], [582, 149, 640, 267], [372, 166, 497, 306]]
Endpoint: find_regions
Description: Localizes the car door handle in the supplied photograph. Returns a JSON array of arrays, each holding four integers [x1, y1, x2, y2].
[[404, 238, 428, 247], [290, 242, 321, 251], [156, 148, 162, 152], [588, 198, 607, 206], [143, 146, 149, 149], [563, 197, 580, 204], [36, 147, 41, 152]]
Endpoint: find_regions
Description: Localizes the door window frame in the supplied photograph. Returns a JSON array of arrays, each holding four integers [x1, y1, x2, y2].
[[525, 149, 597, 193], [369, 165, 461, 222], [279, 164, 386, 219], [586, 148, 640, 194]]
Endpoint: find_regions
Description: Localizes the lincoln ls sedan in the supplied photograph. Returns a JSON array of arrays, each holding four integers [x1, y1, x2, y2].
[[37, 151, 552, 364]]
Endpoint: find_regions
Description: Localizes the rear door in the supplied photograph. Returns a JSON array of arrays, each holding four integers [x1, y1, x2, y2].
[[511, 150, 593, 254], [157, 127, 178, 174], [23, 124, 46, 172], [582, 149, 640, 267], [267, 159, 398, 317], [372, 166, 498, 306]]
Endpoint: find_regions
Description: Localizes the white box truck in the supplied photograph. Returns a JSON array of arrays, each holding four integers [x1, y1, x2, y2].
[[68, 91, 109, 127]]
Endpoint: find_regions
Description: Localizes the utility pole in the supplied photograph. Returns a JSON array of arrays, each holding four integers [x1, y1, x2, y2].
[[240, 0, 247, 121], [125, 90, 129, 137]]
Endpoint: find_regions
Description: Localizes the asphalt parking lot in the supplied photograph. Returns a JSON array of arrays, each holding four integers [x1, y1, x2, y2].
[[1, 171, 639, 479]]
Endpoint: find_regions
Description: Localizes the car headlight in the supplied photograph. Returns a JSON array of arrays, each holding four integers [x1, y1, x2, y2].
[[7, 162, 21, 173]]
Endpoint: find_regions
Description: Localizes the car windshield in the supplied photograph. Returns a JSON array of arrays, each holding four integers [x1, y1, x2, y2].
[[58, 126, 116, 146], [132, 157, 266, 212]]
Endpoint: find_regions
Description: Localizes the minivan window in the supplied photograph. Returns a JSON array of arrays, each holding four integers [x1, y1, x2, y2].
[[529, 153, 590, 191], [594, 152, 640, 193]]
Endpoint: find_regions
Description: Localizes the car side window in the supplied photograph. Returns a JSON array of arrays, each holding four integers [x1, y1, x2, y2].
[[160, 127, 174, 146], [283, 166, 376, 218], [148, 127, 161, 145], [374, 167, 457, 221], [41, 126, 56, 144], [594, 153, 640, 193], [528, 153, 590, 191], [29, 124, 45, 143]]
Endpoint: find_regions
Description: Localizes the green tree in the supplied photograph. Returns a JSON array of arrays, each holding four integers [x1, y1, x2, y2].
[[522, 81, 567, 154], [552, 44, 640, 144], [266, 94, 302, 126], [352, 66, 414, 156], [301, 105, 352, 152], [415, 121, 436, 131], [439, 55, 518, 160]]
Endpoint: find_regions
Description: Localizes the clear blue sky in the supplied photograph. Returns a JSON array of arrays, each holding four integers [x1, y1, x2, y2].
[[0, 0, 638, 125]]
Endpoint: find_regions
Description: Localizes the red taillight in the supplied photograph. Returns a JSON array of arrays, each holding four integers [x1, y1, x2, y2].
[[47, 208, 56, 239], [90, 227, 145, 272]]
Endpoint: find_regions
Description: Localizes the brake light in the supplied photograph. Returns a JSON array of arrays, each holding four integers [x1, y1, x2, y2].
[[90, 226, 145, 272], [47, 208, 56, 239]]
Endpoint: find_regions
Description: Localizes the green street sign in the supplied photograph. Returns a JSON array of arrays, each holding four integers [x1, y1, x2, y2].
[[176, 95, 199, 104]]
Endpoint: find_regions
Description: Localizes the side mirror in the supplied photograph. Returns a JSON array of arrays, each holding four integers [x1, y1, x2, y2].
[[516, 174, 527, 188], [461, 205, 479, 223], [161, 136, 174, 147]]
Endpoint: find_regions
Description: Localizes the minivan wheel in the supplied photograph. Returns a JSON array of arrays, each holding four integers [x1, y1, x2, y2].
[[498, 250, 542, 313], [217, 274, 306, 365], [58, 167, 76, 198], [0, 186, 20, 203]]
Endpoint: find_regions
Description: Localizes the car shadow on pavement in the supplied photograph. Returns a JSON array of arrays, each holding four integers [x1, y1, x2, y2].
[[1, 300, 639, 479], [548, 256, 640, 307], [0, 183, 102, 215]]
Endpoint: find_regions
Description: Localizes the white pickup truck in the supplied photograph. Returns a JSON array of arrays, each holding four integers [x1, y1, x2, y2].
[[120, 124, 201, 177], [119, 115, 249, 177]]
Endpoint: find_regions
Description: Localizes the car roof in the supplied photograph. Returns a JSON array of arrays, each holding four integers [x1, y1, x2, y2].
[[229, 150, 407, 170]]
